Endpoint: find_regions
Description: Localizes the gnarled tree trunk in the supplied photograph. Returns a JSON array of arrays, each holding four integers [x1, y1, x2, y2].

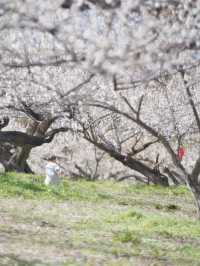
[[0, 115, 68, 173], [7, 118, 52, 172]]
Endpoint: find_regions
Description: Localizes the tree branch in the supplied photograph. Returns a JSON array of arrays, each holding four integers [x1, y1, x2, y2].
[[0, 117, 9, 130]]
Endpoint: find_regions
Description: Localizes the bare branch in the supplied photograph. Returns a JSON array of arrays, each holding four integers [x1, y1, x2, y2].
[[87, 101, 188, 177], [58, 74, 95, 98], [0, 117, 9, 131], [120, 96, 137, 115], [129, 139, 159, 156], [137, 95, 144, 120], [3, 59, 73, 69], [0, 127, 69, 147], [186, 87, 200, 133]]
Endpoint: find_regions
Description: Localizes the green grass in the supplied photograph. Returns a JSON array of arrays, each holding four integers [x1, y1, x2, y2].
[[0, 172, 200, 265], [0, 172, 190, 202], [0, 172, 111, 201]]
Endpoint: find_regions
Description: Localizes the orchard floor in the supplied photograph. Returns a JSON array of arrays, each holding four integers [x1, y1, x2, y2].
[[0, 173, 200, 266]]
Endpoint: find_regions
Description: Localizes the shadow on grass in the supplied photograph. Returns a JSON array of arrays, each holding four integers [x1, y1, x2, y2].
[[0, 174, 46, 193], [0, 253, 47, 266], [0, 173, 71, 200]]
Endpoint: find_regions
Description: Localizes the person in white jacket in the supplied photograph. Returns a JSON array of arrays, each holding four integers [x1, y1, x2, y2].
[[44, 156, 61, 185]]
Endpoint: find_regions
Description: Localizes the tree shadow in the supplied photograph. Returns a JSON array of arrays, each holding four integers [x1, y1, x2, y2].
[[15, 181, 46, 192], [0, 174, 46, 193], [0, 253, 47, 266]]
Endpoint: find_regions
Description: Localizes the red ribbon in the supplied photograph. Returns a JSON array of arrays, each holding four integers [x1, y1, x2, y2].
[[178, 147, 186, 160]]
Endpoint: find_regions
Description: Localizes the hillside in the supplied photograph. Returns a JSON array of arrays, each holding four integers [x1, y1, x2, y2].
[[0, 173, 200, 265]]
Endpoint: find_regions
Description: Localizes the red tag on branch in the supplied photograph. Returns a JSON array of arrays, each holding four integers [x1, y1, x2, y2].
[[178, 147, 186, 160]]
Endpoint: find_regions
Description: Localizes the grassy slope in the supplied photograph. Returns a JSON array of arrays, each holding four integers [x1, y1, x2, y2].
[[0, 173, 200, 266]]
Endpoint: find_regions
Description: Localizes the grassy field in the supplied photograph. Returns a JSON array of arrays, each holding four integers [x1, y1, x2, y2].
[[0, 173, 200, 265]]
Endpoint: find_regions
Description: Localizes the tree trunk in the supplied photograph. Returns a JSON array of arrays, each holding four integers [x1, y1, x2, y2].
[[85, 137, 169, 186], [0, 115, 67, 173], [188, 178, 200, 218], [193, 191, 200, 218], [4, 118, 52, 173], [6, 145, 33, 173]]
